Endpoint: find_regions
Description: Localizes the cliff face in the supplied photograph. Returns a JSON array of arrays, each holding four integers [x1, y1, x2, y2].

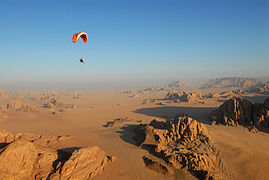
[[211, 97, 269, 132]]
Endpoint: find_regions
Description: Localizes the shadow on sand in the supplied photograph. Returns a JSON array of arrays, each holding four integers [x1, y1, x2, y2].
[[116, 124, 138, 146], [133, 106, 215, 125]]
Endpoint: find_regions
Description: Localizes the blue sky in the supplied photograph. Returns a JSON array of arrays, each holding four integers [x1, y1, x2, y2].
[[0, 0, 268, 89]]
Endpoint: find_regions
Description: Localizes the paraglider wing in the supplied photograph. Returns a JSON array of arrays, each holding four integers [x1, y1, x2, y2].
[[72, 32, 88, 43]]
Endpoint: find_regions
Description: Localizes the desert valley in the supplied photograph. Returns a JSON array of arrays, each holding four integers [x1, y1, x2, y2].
[[0, 77, 269, 180]]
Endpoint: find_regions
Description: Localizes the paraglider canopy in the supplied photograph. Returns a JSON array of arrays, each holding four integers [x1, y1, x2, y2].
[[72, 32, 88, 43]]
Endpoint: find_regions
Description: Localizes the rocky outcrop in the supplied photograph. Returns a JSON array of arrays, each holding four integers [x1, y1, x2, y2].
[[165, 91, 204, 102], [202, 77, 261, 89], [0, 129, 115, 179], [0, 139, 58, 180], [44, 99, 75, 110], [211, 97, 269, 132], [103, 117, 131, 128], [6, 100, 39, 112], [17, 104, 39, 112], [6, 100, 23, 110], [0, 128, 71, 146], [59, 146, 116, 179], [134, 114, 217, 179]]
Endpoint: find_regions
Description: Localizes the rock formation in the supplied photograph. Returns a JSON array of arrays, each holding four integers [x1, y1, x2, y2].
[[211, 97, 269, 132], [6, 100, 39, 112], [0, 139, 58, 179], [0, 128, 70, 146], [165, 91, 204, 102], [104, 117, 131, 128], [59, 146, 116, 179], [44, 98, 75, 110], [6, 100, 23, 110], [246, 82, 269, 93], [134, 113, 217, 179], [0, 129, 115, 179]]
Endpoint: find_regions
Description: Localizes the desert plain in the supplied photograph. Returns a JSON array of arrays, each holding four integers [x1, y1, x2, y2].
[[0, 77, 269, 180]]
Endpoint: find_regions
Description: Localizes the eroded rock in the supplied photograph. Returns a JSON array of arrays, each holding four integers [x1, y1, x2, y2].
[[60, 146, 116, 179], [0, 129, 115, 179], [103, 117, 131, 128], [211, 97, 269, 132], [166, 91, 204, 103], [0, 139, 58, 179], [134, 113, 217, 179]]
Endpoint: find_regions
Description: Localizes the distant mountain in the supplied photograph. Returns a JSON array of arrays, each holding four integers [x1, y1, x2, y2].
[[167, 80, 194, 89], [202, 77, 261, 89]]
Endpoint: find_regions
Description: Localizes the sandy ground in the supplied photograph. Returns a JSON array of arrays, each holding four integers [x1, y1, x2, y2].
[[0, 90, 269, 179]]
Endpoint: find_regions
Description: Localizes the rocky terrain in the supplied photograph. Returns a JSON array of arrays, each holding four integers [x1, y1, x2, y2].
[[0, 129, 115, 179], [245, 82, 269, 93], [104, 117, 131, 128], [211, 97, 269, 132], [133, 113, 219, 179], [6, 100, 39, 112], [165, 91, 204, 103], [0, 89, 22, 99], [0, 128, 71, 146]]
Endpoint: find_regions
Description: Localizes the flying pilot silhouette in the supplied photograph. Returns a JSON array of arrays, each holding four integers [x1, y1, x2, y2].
[[80, 59, 85, 64]]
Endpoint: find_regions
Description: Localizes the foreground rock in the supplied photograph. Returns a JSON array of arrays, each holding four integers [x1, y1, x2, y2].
[[0, 130, 115, 179], [0, 139, 57, 179], [59, 146, 116, 179], [211, 97, 269, 132], [134, 113, 217, 179]]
